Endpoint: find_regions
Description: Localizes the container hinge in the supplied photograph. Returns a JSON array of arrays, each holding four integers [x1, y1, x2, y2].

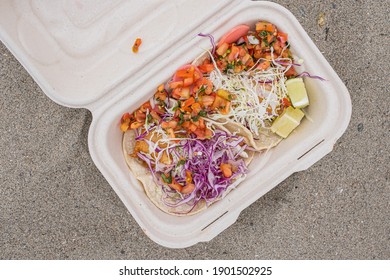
[[297, 139, 325, 160], [201, 211, 228, 231]]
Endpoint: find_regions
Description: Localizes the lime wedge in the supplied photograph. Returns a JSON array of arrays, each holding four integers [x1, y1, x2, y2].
[[285, 77, 309, 108], [271, 106, 305, 138]]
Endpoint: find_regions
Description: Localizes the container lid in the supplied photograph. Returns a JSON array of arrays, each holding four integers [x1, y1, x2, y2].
[[0, 0, 235, 108]]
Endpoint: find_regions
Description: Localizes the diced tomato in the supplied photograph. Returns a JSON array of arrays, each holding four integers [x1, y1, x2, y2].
[[172, 87, 190, 99], [161, 120, 177, 129], [211, 95, 230, 114], [175, 67, 194, 79], [169, 81, 184, 89], [132, 38, 142, 53], [181, 97, 196, 109], [181, 121, 190, 129], [183, 77, 194, 87], [130, 122, 143, 129], [171, 89, 181, 99], [181, 107, 192, 113], [193, 128, 205, 139], [154, 90, 167, 101], [168, 120, 178, 128], [228, 45, 239, 62], [194, 78, 213, 95], [211, 95, 227, 110], [282, 97, 291, 107], [238, 46, 247, 57], [169, 178, 183, 192], [216, 42, 229, 56], [200, 95, 215, 107], [181, 183, 195, 194], [121, 112, 130, 122], [188, 123, 197, 132], [161, 121, 169, 129], [266, 34, 275, 44], [157, 84, 165, 92], [241, 53, 253, 66], [220, 101, 231, 115], [120, 119, 130, 132], [179, 87, 190, 99], [257, 60, 271, 70], [152, 105, 165, 115], [255, 21, 277, 34], [220, 163, 233, 178], [140, 101, 152, 112], [253, 49, 262, 59], [216, 59, 227, 70], [273, 40, 283, 55], [150, 111, 161, 122], [285, 66, 297, 77], [193, 70, 201, 81], [277, 32, 288, 44], [198, 118, 205, 129], [172, 65, 203, 82], [185, 170, 192, 184], [198, 64, 214, 73], [135, 111, 146, 122], [191, 103, 202, 115], [204, 128, 213, 138]]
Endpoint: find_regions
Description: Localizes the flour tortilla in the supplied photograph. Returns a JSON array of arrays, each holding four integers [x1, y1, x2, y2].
[[209, 118, 282, 151], [192, 51, 209, 66], [122, 128, 254, 216], [123, 130, 206, 216], [192, 52, 282, 151]]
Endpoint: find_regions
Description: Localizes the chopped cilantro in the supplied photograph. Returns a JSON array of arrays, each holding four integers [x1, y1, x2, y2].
[[262, 37, 269, 47], [197, 85, 206, 94], [172, 100, 182, 111], [198, 110, 207, 117], [259, 30, 269, 37], [178, 112, 185, 125], [177, 159, 186, 166], [226, 62, 235, 71], [161, 173, 172, 184], [192, 115, 200, 121]]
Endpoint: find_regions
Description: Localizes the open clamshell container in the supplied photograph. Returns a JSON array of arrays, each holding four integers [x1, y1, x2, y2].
[[0, 0, 351, 248]]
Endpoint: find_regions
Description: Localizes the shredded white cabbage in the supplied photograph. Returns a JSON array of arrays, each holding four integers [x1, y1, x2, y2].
[[207, 48, 294, 137]]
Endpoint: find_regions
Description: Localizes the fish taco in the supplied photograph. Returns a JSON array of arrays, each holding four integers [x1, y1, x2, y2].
[[120, 20, 315, 215]]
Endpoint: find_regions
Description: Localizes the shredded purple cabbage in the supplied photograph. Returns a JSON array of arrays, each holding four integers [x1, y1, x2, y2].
[[297, 71, 327, 81], [136, 129, 248, 212], [197, 33, 216, 55], [275, 60, 302, 67], [135, 129, 148, 140]]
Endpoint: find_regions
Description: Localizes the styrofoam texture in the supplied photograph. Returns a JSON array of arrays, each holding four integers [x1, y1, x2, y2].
[[0, 1, 352, 248]]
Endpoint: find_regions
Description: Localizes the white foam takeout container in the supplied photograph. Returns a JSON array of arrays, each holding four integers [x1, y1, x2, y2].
[[0, 0, 351, 248]]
